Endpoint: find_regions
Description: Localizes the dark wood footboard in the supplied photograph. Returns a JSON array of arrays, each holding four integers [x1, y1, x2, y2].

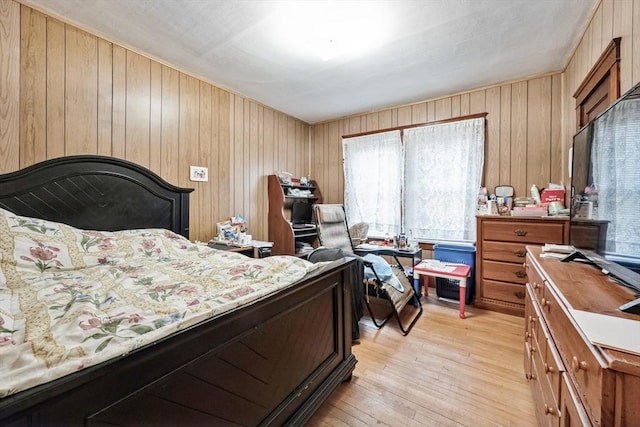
[[0, 259, 356, 426]]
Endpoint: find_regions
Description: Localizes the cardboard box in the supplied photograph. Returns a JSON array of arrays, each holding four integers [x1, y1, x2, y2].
[[541, 189, 565, 204]]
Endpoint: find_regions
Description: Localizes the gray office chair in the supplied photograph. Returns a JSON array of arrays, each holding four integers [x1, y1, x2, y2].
[[312, 204, 422, 335]]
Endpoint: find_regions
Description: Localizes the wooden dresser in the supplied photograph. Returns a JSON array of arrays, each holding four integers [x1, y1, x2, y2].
[[475, 216, 569, 316], [525, 246, 640, 427]]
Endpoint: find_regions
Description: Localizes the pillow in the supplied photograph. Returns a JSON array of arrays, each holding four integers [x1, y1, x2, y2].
[[362, 253, 404, 293]]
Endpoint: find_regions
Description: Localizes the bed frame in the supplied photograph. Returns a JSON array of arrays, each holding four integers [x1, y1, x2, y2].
[[0, 155, 356, 426]]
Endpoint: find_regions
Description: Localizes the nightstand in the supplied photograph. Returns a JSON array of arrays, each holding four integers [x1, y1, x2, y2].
[[207, 240, 273, 258]]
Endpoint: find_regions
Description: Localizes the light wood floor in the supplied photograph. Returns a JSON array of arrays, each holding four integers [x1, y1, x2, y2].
[[307, 292, 537, 427]]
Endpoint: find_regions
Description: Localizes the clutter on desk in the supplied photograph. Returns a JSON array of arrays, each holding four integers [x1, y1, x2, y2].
[[540, 183, 567, 216], [477, 182, 569, 217], [277, 171, 292, 184], [514, 197, 534, 207], [216, 215, 250, 244], [295, 241, 314, 254], [286, 187, 313, 197], [476, 186, 489, 215], [573, 183, 598, 219], [540, 243, 575, 259]]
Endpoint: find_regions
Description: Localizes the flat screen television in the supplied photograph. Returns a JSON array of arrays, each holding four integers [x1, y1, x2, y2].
[[567, 80, 640, 302]]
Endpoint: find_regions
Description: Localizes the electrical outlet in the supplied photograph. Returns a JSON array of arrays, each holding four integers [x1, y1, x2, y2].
[[190, 166, 208, 182]]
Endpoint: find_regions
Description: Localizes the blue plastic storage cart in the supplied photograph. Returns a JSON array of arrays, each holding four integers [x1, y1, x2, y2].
[[433, 243, 476, 304]]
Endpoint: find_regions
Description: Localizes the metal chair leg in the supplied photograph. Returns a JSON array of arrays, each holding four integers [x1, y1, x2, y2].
[[363, 282, 423, 336]]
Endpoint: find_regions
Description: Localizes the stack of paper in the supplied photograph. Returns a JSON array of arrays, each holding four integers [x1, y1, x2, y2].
[[540, 244, 575, 259], [416, 260, 458, 273]]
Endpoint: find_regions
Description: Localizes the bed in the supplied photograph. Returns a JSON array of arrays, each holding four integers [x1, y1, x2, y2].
[[0, 155, 356, 426]]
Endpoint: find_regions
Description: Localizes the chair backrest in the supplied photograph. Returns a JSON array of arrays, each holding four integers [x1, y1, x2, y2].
[[313, 204, 355, 254], [348, 222, 369, 246]]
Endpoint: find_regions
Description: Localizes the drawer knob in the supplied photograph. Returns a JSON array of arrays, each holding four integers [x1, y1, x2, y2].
[[544, 404, 557, 416], [541, 298, 551, 308], [544, 363, 555, 374], [571, 356, 588, 372], [514, 270, 526, 278], [514, 291, 525, 300], [514, 249, 526, 257], [529, 316, 537, 324], [514, 228, 528, 236], [533, 282, 542, 290]]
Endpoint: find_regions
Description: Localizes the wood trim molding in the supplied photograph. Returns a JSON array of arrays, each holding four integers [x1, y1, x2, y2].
[[342, 112, 487, 139], [573, 37, 621, 130]]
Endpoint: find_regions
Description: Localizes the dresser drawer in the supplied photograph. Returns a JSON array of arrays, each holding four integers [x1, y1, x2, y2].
[[482, 279, 526, 305], [482, 221, 565, 244], [482, 241, 528, 263], [526, 258, 545, 306], [560, 372, 593, 427], [532, 336, 560, 425], [531, 350, 561, 426], [483, 260, 528, 284], [541, 281, 603, 426], [536, 306, 563, 401]]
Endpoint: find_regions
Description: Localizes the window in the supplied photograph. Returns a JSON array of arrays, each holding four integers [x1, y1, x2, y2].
[[342, 130, 402, 236], [404, 118, 484, 242], [342, 117, 485, 243]]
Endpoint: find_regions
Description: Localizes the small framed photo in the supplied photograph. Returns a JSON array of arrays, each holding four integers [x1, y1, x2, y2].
[[190, 166, 208, 182]]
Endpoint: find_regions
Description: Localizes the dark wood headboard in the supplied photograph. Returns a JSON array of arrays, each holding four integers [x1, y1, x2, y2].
[[0, 155, 193, 238]]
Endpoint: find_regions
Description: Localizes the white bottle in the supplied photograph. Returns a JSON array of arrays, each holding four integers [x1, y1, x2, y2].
[[531, 185, 541, 206]]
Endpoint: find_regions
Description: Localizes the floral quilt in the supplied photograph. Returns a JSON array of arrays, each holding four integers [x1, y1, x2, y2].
[[0, 208, 322, 398]]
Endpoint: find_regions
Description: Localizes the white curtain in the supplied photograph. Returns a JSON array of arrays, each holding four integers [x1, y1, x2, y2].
[[591, 99, 640, 257], [403, 118, 485, 242], [342, 130, 402, 236]]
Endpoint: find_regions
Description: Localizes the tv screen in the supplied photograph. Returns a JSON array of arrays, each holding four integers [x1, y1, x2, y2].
[[569, 80, 640, 293]]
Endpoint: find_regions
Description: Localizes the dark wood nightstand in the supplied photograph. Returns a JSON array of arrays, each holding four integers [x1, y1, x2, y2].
[[207, 240, 272, 258], [207, 241, 254, 257]]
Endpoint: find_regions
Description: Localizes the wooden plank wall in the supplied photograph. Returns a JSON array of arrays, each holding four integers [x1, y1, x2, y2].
[[311, 0, 640, 207], [2, 0, 638, 242], [0, 0, 310, 243], [311, 74, 564, 203], [561, 0, 640, 187]]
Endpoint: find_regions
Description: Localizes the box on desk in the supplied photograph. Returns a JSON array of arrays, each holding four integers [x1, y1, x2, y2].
[[541, 188, 565, 204]]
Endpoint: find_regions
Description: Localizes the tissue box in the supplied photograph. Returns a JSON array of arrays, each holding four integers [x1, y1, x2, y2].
[[541, 189, 565, 204]]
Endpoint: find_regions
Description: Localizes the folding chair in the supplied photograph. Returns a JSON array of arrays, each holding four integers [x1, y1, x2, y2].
[[312, 204, 423, 335]]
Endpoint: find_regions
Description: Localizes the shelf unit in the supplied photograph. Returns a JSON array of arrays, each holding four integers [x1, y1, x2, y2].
[[267, 174, 323, 256]]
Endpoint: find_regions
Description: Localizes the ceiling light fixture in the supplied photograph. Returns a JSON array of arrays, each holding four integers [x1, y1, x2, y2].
[[271, 0, 391, 62]]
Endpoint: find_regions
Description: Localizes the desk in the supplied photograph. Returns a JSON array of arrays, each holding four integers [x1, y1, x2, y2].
[[413, 261, 471, 319]]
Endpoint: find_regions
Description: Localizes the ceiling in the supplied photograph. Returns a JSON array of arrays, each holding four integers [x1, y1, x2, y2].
[[23, 0, 597, 124]]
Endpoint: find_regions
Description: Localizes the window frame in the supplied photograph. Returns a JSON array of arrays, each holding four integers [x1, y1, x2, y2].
[[342, 113, 487, 242]]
